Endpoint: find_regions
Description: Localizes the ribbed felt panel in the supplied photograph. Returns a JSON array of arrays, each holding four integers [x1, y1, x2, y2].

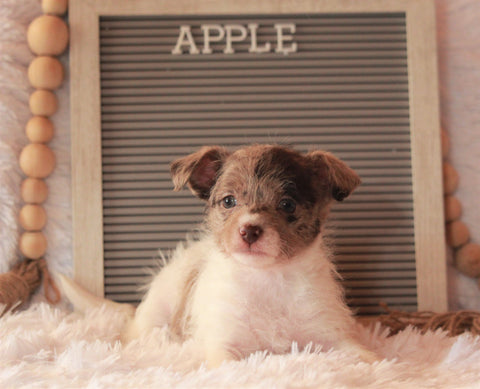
[[99, 13, 415, 314]]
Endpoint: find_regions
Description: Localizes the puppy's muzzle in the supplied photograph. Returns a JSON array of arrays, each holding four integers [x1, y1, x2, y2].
[[239, 224, 263, 245]]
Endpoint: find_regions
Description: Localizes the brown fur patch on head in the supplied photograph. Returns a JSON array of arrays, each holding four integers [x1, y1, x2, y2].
[[170, 146, 230, 200], [253, 146, 319, 206]]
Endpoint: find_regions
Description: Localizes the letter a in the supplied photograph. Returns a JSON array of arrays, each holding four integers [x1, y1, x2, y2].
[[171, 25, 200, 55]]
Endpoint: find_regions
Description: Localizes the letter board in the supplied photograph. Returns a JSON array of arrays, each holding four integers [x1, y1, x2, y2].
[[70, 0, 447, 315]]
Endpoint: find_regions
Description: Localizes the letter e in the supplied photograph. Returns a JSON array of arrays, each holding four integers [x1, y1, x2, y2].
[[274, 23, 297, 55]]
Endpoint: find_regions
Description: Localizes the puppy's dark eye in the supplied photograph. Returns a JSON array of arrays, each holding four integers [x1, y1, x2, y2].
[[222, 195, 237, 209], [278, 198, 296, 214]]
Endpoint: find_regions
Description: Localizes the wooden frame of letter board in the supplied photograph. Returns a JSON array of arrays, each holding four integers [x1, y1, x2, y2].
[[69, 0, 448, 312]]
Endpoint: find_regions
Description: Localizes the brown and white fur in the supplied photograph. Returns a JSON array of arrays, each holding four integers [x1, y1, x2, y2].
[[60, 144, 377, 368]]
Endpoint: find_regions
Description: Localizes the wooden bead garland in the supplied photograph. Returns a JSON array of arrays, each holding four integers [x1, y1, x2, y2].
[[26, 116, 55, 143], [446, 220, 470, 248], [21, 178, 49, 204], [0, 1, 68, 314], [456, 244, 480, 278], [42, 0, 68, 17], [28, 56, 64, 90], [19, 232, 48, 260], [29, 89, 58, 116], [444, 195, 462, 222], [27, 15, 69, 56], [443, 162, 459, 195], [19, 204, 47, 231], [19, 143, 56, 178], [373, 133, 480, 334], [441, 129, 480, 286]]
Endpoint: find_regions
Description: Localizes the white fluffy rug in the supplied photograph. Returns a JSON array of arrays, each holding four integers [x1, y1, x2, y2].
[[1, 303, 480, 388]]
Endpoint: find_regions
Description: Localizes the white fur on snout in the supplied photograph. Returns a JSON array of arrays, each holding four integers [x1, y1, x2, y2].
[[229, 212, 282, 267]]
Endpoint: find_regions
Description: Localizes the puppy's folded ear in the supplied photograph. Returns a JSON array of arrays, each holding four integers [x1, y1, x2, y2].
[[307, 151, 361, 201], [170, 146, 229, 200]]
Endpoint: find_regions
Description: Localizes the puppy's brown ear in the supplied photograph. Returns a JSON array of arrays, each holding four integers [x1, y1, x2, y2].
[[307, 151, 361, 201], [170, 146, 229, 200]]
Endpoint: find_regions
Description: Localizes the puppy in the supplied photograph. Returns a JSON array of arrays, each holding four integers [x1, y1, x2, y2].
[[118, 144, 377, 367]]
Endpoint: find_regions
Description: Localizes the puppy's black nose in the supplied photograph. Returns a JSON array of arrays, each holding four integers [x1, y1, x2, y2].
[[239, 224, 263, 245]]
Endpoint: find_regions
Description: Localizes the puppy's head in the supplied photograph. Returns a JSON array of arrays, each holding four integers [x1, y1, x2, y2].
[[171, 145, 360, 267]]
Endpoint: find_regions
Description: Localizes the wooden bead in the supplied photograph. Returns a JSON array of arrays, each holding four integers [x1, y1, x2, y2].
[[29, 90, 58, 117], [26, 116, 54, 143], [444, 195, 462, 222], [446, 220, 470, 248], [28, 56, 64, 90], [27, 15, 69, 56], [42, 0, 68, 15], [441, 130, 450, 159], [19, 204, 47, 231], [19, 144, 56, 178], [443, 162, 459, 195], [456, 243, 480, 278], [19, 231, 47, 260], [21, 178, 49, 204]]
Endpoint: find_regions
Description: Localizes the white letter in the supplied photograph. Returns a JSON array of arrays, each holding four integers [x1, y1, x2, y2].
[[224, 24, 248, 54], [202, 24, 225, 54], [248, 24, 271, 54], [171, 25, 199, 55], [274, 23, 297, 55]]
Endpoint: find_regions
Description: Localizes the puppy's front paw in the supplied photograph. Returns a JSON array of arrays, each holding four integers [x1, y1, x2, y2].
[[356, 348, 380, 364], [337, 339, 380, 364], [205, 348, 235, 369]]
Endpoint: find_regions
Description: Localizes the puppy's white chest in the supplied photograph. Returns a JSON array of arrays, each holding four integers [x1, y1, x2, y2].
[[192, 256, 329, 356], [238, 270, 308, 319], [237, 269, 322, 347]]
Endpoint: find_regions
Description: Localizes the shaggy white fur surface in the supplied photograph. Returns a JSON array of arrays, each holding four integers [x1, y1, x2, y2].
[[0, 303, 480, 389]]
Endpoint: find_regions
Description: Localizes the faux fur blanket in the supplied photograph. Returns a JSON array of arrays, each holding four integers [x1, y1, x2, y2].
[[1, 303, 480, 388]]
